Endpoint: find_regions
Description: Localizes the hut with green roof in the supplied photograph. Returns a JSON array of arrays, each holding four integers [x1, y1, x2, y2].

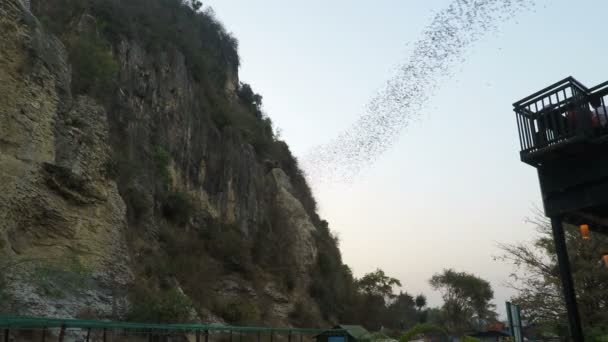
[[316, 325, 371, 342]]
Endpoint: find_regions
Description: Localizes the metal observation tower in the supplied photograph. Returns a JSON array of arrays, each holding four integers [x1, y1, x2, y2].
[[513, 76, 608, 341]]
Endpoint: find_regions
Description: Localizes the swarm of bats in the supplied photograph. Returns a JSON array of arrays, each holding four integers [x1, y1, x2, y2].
[[303, 0, 534, 184]]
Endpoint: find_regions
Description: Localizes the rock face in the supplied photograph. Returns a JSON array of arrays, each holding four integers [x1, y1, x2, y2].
[[111, 37, 272, 238], [0, 0, 132, 317], [0, 0, 329, 327], [272, 169, 318, 274], [18, 0, 30, 10]]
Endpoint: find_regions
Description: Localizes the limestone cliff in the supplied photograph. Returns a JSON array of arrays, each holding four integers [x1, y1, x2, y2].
[[0, 0, 345, 326], [0, 0, 132, 318]]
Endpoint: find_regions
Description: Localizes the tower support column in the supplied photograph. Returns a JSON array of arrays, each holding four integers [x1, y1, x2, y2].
[[550, 216, 585, 341]]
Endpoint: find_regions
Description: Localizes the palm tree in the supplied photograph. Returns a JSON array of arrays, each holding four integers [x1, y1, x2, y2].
[[415, 294, 427, 311], [414, 294, 427, 323]]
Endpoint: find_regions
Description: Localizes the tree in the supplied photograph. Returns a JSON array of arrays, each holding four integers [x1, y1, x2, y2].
[[429, 269, 495, 334], [387, 292, 418, 330], [415, 294, 428, 323], [358, 268, 402, 299], [425, 307, 448, 327], [189, 0, 202, 11], [238, 82, 263, 118], [497, 213, 608, 338], [415, 294, 427, 311], [353, 268, 402, 331]]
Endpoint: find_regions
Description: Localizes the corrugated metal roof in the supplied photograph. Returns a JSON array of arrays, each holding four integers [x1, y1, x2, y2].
[[334, 325, 371, 340]]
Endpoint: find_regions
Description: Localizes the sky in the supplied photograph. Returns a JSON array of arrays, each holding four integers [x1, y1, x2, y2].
[[204, 0, 608, 317]]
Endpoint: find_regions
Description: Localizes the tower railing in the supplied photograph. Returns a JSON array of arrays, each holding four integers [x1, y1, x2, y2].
[[513, 77, 608, 163]]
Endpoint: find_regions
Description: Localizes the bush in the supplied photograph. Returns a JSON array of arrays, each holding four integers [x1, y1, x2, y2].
[[29, 256, 91, 299], [308, 220, 356, 321], [162, 191, 194, 225], [237, 82, 263, 118], [289, 301, 318, 327], [154, 227, 222, 309], [585, 327, 608, 341], [103, 157, 120, 180], [266, 141, 318, 219], [127, 286, 194, 323], [105, 150, 140, 183], [400, 324, 448, 342], [39, 0, 277, 158], [206, 96, 274, 153], [90, 0, 239, 89], [36, 0, 240, 100], [34, 0, 88, 36], [68, 34, 118, 100], [141, 253, 174, 279], [463, 337, 481, 342], [251, 214, 299, 290], [317, 250, 339, 276], [0, 276, 12, 314], [205, 224, 253, 274], [123, 186, 150, 222], [153, 146, 171, 186], [216, 298, 260, 325]]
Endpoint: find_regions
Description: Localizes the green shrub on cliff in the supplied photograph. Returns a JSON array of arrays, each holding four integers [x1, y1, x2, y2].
[[155, 226, 223, 308], [123, 186, 150, 222], [216, 298, 260, 325], [153, 146, 172, 186], [162, 191, 194, 225], [205, 225, 252, 273], [206, 94, 274, 155], [30, 255, 91, 299], [34, 0, 88, 36], [238, 82, 263, 118], [289, 301, 318, 327], [90, 0, 239, 89], [68, 34, 118, 100], [0, 260, 13, 313], [34, 0, 238, 98], [128, 286, 194, 323]]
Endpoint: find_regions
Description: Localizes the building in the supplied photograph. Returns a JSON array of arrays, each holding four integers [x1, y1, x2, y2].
[[316, 325, 371, 342]]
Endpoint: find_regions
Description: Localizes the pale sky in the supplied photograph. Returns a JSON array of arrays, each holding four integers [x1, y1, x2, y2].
[[204, 0, 608, 316]]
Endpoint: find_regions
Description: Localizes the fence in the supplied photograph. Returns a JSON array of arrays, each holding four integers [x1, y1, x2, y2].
[[0, 316, 347, 342]]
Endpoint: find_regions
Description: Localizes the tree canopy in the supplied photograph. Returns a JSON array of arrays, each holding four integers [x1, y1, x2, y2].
[[400, 323, 448, 342], [358, 268, 402, 299], [429, 269, 496, 334], [498, 214, 608, 338], [414, 294, 427, 310]]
